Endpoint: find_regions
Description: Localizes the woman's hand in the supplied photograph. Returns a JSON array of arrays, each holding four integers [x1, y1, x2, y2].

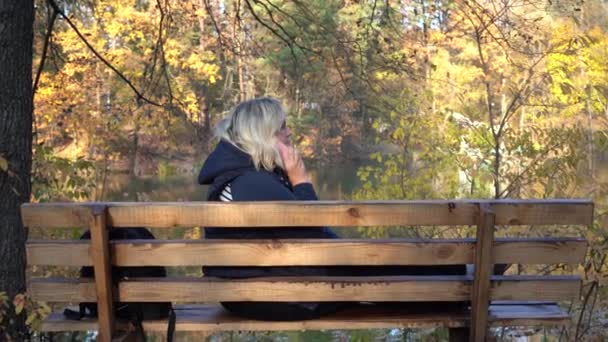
[[277, 141, 311, 186]]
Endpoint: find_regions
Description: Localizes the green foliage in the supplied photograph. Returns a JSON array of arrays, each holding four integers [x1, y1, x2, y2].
[[0, 155, 8, 172], [32, 145, 96, 202], [353, 96, 462, 238], [0, 292, 51, 337], [157, 160, 177, 180]]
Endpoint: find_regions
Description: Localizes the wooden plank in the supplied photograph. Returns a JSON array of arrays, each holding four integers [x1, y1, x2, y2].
[[27, 239, 477, 266], [89, 205, 115, 342], [111, 239, 476, 266], [40, 304, 469, 332], [28, 278, 97, 302], [21, 199, 593, 228], [28, 276, 581, 303], [493, 237, 587, 264], [109, 201, 480, 227], [489, 303, 566, 318], [489, 303, 571, 327], [491, 275, 581, 301], [492, 200, 593, 226], [27, 240, 91, 266], [21, 203, 92, 228], [30, 276, 471, 302], [470, 203, 495, 342], [40, 309, 131, 332], [110, 237, 586, 266], [118, 276, 472, 302], [41, 313, 99, 331], [38, 302, 570, 332], [26, 237, 588, 267]]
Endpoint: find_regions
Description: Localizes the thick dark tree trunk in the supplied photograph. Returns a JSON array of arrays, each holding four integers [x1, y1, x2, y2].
[[0, 0, 34, 339]]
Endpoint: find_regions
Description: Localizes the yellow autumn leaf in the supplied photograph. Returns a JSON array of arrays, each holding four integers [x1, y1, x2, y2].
[[0, 156, 7, 171], [13, 293, 25, 315], [194, 8, 206, 17], [25, 312, 37, 326], [37, 305, 51, 317]]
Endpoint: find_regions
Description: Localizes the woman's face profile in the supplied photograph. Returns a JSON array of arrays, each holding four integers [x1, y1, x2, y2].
[[275, 120, 292, 146]]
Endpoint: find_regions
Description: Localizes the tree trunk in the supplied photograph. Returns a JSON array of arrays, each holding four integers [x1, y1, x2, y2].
[[196, 3, 212, 150], [128, 112, 140, 178], [0, 0, 34, 339]]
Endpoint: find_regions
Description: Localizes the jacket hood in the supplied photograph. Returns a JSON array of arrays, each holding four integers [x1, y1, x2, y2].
[[198, 140, 254, 186]]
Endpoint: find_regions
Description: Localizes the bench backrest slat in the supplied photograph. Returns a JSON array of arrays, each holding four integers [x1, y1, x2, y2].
[[21, 200, 594, 228], [28, 275, 580, 303], [26, 237, 588, 267]]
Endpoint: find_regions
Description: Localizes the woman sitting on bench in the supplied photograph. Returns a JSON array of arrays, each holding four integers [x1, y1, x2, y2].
[[197, 97, 467, 321]]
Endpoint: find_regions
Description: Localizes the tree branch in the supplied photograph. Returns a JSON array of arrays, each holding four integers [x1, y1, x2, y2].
[[47, 0, 162, 107], [498, 134, 570, 198], [141, 0, 167, 95], [155, 0, 174, 104], [33, 8, 57, 98], [243, 0, 300, 66], [203, 0, 232, 53], [32, 5, 58, 147]]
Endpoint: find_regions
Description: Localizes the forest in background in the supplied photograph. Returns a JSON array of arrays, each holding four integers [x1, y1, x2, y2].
[[1, 0, 608, 340], [29, 0, 608, 201]]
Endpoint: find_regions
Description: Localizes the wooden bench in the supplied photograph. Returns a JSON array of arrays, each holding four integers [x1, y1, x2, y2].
[[21, 200, 592, 341]]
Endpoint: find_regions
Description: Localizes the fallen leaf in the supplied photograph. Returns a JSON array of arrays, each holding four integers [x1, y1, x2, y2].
[[0, 156, 8, 172], [13, 294, 25, 315]]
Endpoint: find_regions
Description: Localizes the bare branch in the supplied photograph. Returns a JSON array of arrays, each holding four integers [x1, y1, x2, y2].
[[203, 0, 232, 53], [32, 5, 58, 147], [141, 0, 167, 94], [243, 0, 300, 66], [498, 134, 570, 198], [156, 0, 174, 104], [33, 8, 57, 98]]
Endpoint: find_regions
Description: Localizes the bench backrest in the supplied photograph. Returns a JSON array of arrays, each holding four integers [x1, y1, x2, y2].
[[21, 200, 593, 341]]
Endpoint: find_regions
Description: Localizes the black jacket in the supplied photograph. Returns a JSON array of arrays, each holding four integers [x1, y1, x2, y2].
[[198, 140, 337, 278]]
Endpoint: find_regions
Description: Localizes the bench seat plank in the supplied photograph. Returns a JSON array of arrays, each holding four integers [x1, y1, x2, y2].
[[38, 302, 570, 332]]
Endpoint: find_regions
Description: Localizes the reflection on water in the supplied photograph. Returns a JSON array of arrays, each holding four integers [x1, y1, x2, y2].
[[102, 160, 364, 202], [103, 173, 208, 202]]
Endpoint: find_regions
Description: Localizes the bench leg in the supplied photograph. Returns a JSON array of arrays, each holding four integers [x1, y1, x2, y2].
[[449, 327, 469, 342]]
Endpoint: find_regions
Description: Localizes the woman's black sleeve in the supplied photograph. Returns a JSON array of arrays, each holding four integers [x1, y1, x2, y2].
[[231, 172, 318, 201], [291, 183, 318, 200]]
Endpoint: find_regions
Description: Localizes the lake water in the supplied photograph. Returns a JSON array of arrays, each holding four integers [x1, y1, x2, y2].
[[102, 160, 363, 202]]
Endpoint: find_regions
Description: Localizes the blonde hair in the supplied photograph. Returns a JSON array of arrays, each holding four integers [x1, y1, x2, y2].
[[215, 97, 286, 171]]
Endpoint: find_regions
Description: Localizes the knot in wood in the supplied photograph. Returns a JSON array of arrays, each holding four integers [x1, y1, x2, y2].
[[269, 240, 283, 249], [436, 245, 454, 259], [347, 207, 360, 218]]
